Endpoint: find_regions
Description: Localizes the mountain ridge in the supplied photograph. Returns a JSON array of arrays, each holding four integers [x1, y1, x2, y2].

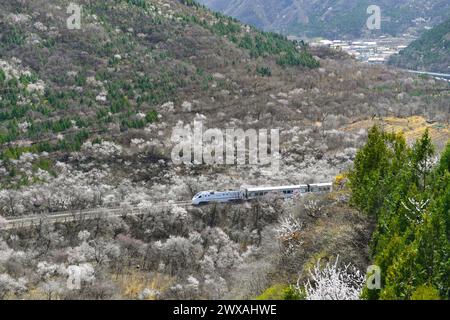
[[197, 0, 450, 39]]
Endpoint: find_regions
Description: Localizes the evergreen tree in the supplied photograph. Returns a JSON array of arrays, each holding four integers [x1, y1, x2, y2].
[[354, 126, 449, 299]]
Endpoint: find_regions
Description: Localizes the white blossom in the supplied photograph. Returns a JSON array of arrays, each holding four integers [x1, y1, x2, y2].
[[0, 274, 27, 298], [81, 141, 123, 159], [275, 213, 303, 238], [26, 80, 46, 94], [301, 256, 365, 300], [64, 263, 95, 286]]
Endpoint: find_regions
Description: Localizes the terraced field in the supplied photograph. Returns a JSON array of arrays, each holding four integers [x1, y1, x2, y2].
[[342, 116, 450, 150]]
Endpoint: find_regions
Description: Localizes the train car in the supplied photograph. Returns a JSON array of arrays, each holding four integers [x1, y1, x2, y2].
[[191, 182, 332, 205], [191, 190, 244, 205], [244, 184, 309, 200], [308, 182, 333, 193]]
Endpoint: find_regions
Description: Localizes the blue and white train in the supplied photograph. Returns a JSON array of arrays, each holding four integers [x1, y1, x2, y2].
[[191, 183, 332, 205]]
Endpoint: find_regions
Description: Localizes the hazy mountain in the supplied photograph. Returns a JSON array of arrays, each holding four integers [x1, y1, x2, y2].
[[197, 0, 450, 39], [389, 18, 450, 73]]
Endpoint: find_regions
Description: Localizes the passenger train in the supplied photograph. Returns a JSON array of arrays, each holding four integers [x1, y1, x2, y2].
[[191, 183, 332, 205]]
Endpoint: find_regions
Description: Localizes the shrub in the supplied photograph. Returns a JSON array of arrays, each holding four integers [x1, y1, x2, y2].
[[411, 285, 441, 300], [353, 126, 449, 299], [122, 0, 147, 9], [180, 0, 201, 8], [255, 284, 288, 300], [1, 25, 25, 46], [145, 110, 158, 123], [0, 69, 6, 83], [276, 50, 320, 68], [255, 284, 305, 300], [256, 66, 272, 77]]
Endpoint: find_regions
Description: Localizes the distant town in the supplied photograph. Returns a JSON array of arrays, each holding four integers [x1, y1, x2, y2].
[[305, 36, 416, 65]]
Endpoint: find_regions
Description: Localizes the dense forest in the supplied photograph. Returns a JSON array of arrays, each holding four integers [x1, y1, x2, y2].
[[350, 126, 449, 299]]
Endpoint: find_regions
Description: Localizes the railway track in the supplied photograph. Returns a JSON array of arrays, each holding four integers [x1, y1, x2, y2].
[[0, 183, 333, 231], [0, 200, 192, 231]]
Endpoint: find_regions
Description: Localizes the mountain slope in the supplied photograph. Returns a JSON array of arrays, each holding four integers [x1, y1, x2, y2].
[[0, 0, 448, 190], [0, 0, 318, 179], [389, 18, 450, 73], [197, 0, 450, 39]]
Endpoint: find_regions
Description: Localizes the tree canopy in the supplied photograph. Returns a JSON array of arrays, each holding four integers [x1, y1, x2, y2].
[[349, 126, 449, 299]]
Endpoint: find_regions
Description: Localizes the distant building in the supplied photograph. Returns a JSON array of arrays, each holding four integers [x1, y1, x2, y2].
[[308, 36, 414, 65], [367, 57, 386, 64]]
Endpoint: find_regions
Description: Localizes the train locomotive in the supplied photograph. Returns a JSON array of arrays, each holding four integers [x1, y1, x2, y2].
[[191, 183, 332, 205]]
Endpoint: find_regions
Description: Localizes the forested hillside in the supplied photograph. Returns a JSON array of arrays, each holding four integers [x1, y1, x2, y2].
[[349, 127, 449, 299], [389, 18, 450, 73]]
